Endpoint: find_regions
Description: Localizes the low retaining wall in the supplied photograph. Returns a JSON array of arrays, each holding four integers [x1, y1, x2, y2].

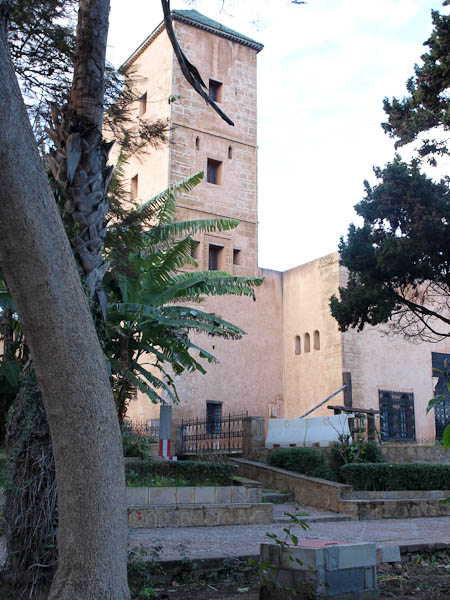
[[128, 502, 272, 528], [381, 444, 450, 464], [126, 485, 261, 505], [231, 458, 354, 515]]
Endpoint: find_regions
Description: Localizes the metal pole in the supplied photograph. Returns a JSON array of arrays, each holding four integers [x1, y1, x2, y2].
[[299, 385, 346, 418]]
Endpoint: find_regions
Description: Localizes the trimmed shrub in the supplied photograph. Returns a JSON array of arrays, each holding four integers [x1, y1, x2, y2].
[[340, 462, 450, 491], [329, 441, 385, 475], [125, 460, 237, 486], [267, 447, 336, 481]]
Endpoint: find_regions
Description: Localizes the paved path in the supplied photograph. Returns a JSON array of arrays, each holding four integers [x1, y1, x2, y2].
[[129, 504, 450, 562]]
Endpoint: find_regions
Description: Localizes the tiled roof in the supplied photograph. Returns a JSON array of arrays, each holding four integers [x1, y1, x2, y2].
[[121, 9, 263, 71], [172, 10, 263, 51]]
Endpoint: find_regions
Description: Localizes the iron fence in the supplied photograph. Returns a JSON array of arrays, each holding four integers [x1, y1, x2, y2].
[[181, 411, 247, 455], [126, 420, 160, 441]]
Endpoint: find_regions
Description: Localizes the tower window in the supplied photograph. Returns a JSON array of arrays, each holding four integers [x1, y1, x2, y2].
[[130, 174, 138, 200], [209, 79, 223, 103], [304, 333, 311, 353], [139, 92, 147, 117], [195, 136, 200, 150], [294, 336, 301, 355], [207, 159, 222, 185], [228, 145, 233, 160], [314, 330, 320, 350], [208, 244, 223, 270], [233, 248, 241, 265]]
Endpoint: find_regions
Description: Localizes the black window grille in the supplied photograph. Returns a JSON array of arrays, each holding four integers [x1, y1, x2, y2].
[[206, 401, 222, 434], [379, 390, 416, 441]]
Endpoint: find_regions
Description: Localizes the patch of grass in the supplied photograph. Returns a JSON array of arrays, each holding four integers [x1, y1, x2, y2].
[[126, 472, 220, 488]]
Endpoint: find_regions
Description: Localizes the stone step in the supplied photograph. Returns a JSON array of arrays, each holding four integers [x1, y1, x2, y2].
[[262, 490, 295, 503], [275, 514, 353, 524]]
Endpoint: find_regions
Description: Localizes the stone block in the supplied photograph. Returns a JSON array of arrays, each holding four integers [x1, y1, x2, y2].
[[377, 545, 401, 564], [325, 542, 376, 571], [176, 487, 195, 504], [149, 487, 176, 505], [142, 509, 157, 528], [190, 507, 207, 527], [231, 486, 247, 503], [220, 506, 234, 526], [280, 546, 325, 571], [204, 506, 222, 526], [195, 486, 215, 504], [128, 509, 145, 528], [177, 507, 193, 527], [126, 487, 148, 505], [325, 567, 374, 594], [155, 507, 178, 527], [247, 488, 262, 503], [215, 486, 232, 504]]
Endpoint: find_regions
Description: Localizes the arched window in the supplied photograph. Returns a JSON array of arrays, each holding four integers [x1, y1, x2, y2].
[[195, 136, 200, 150], [294, 335, 301, 355], [304, 333, 311, 353], [228, 145, 233, 159], [314, 330, 320, 350]]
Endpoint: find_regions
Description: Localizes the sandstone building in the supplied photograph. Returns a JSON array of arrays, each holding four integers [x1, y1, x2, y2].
[[121, 9, 450, 443]]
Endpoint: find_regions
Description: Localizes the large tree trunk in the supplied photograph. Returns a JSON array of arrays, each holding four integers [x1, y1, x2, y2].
[[0, 2, 130, 598]]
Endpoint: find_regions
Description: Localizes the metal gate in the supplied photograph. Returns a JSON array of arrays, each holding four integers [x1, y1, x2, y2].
[[181, 411, 247, 455]]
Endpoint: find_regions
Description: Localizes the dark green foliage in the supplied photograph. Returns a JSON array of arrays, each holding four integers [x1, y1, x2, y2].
[[125, 460, 237, 486], [382, 10, 450, 163], [121, 423, 156, 459], [340, 462, 450, 491], [267, 447, 335, 481], [330, 441, 385, 471], [0, 451, 7, 488], [330, 158, 450, 341]]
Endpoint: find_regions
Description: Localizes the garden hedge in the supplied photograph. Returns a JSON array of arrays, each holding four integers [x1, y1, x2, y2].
[[125, 460, 237, 486], [340, 462, 450, 491], [267, 447, 335, 480]]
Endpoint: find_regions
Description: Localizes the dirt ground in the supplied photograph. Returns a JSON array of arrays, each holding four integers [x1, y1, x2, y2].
[[148, 556, 450, 600]]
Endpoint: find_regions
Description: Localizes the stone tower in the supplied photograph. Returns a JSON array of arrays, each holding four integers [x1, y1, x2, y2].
[[121, 10, 264, 277]]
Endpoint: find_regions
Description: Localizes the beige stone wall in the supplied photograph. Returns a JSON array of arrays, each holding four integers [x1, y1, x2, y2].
[[341, 277, 450, 440], [126, 268, 284, 423], [168, 20, 259, 277], [118, 28, 174, 204], [282, 252, 344, 419]]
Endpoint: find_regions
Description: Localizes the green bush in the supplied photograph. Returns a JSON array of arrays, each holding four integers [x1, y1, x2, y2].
[[125, 460, 237, 486], [330, 441, 384, 471], [267, 447, 336, 481], [340, 462, 450, 491], [122, 423, 156, 459]]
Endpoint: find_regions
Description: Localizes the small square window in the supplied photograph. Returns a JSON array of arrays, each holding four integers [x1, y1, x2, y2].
[[207, 158, 222, 185], [209, 79, 223, 103], [130, 174, 138, 200], [233, 249, 241, 265], [139, 92, 147, 117], [209, 244, 223, 270]]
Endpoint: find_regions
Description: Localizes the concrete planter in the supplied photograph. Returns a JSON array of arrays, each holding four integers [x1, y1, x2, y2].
[[260, 540, 379, 599]]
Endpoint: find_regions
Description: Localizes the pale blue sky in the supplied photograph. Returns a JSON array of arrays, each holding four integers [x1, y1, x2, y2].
[[108, 0, 448, 272]]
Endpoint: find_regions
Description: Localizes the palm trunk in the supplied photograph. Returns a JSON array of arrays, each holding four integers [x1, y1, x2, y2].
[[0, 2, 129, 599]]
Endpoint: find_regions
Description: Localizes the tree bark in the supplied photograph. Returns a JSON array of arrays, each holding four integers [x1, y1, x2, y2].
[[0, 2, 130, 598], [70, 0, 110, 126]]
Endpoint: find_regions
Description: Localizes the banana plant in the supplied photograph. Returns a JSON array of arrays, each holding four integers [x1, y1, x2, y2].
[[103, 172, 263, 421]]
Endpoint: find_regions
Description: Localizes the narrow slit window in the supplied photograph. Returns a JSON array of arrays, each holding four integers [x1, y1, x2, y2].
[[228, 145, 233, 159], [233, 248, 241, 265], [295, 336, 301, 355], [130, 174, 138, 200], [314, 330, 320, 350], [304, 333, 311, 353], [139, 92, 147, 117], [195, 136, 200, 151]]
